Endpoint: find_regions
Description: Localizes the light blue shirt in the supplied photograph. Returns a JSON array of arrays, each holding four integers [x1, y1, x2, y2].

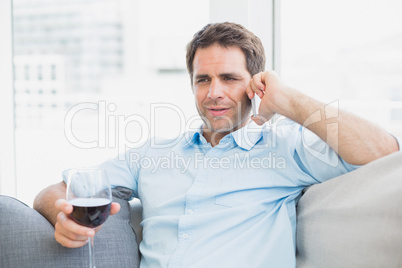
[[98, 118, 360, 268]]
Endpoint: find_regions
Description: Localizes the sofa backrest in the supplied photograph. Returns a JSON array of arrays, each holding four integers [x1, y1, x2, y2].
[[296, 151, 402, 267]]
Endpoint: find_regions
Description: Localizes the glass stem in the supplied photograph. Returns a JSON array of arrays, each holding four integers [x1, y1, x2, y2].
[[88, 236, 96, 268]]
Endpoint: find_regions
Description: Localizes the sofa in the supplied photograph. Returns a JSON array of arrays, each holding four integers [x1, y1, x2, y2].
[[1, 151, 401, 267]]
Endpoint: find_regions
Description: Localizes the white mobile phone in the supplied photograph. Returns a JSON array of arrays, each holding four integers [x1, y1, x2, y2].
[[251, 97, 258, 117]]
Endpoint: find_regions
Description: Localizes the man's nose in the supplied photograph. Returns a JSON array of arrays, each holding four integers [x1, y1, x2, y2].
[[207, 79, 225, 99]]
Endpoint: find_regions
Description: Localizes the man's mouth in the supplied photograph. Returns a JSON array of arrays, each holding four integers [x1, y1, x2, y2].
[[208, 107, 230, 117]]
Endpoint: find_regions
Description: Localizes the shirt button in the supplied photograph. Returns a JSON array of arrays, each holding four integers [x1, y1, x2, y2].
[[187, 209, 193, 214], [182, 233, 189, 239]]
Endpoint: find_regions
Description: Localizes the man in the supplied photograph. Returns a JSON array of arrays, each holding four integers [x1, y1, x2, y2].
[[34, 22, 399, 267]]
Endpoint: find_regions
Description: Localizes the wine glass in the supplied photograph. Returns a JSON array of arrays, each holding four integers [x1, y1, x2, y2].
[[66, 167, 112, 268]]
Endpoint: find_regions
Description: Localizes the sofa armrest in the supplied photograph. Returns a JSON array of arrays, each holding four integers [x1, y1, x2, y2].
[[0, 192, 140, 268], [296, 151, 402, 268]]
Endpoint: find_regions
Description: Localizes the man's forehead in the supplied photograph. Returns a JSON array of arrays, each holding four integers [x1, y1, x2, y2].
[[192, 45, 248, 75], [193, 44, 245, 61]]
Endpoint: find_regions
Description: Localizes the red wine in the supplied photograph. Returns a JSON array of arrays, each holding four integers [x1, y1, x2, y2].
[[69, 198, 111, 228]]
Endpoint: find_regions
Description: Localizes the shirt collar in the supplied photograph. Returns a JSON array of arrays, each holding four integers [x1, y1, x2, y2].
[[183, 125, 204, 148], [183, 121, 264, 151], [230, 121, 264, 150]]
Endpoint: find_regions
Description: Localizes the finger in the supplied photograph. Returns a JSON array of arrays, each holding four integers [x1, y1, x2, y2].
[[55, 199, 73, 214], [245, 82, 255, 100], [250, 77, 265, 99], [250, 116, 264, 126], [252, 72, 266, 93], [251, 115, 267, 126], [260, 70, 280, 91], [110, 202, 121, 216], [54, 228, 89, 248], [57, 212, 95, 238], [55, 221, 90, 242]]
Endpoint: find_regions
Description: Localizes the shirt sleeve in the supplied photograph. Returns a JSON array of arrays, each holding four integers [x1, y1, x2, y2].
[[98, 149, 141, 200], [62, 143, 150, 200], [293, 125, 360, 183]]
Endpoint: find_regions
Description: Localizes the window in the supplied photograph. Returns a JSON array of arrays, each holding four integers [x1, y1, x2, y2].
[[280, 0, 402, 137], [9, 0, 211, 205]]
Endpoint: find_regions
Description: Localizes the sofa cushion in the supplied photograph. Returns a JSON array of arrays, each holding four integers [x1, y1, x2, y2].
[[296, 151, 402, 268]]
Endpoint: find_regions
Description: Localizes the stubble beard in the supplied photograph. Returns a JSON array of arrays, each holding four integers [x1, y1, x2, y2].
[[200, 101, 252, 134]]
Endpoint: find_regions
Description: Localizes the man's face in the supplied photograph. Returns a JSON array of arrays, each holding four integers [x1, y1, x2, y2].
[[192, 44, 252, 136]]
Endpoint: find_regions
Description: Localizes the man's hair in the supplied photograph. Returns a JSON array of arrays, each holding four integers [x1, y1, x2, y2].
[[186, 22, 266, 84]]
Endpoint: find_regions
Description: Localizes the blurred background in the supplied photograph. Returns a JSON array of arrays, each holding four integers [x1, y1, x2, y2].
[[0, 0, 401, 206]]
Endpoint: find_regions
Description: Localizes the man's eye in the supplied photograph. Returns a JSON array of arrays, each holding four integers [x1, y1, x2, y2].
[[197, 79, 209, 83], [225, 77, 237, 81]]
